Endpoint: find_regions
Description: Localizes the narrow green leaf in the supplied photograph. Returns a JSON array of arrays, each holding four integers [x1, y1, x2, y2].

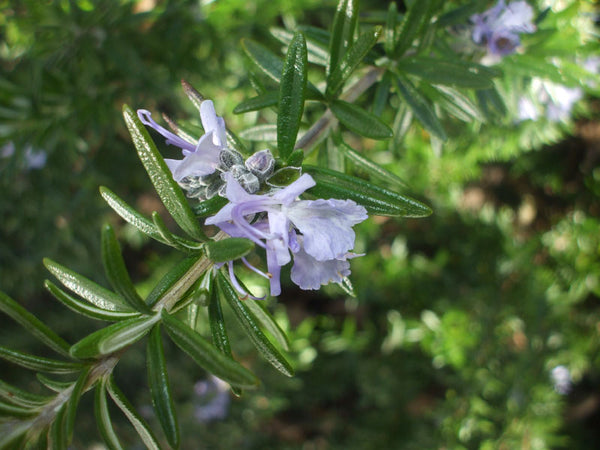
[[48, 405, 67, 450], [394, 74, 447, 141], [44, 258, 133, 312], [226, 128, 249, 155], [384, 2, 398, 55], [0, 346, 82, 374], [330, 99, 393, 140], [241, 39, 322, 99], [208, 288, 242, 397], [278, 32, 308, 160], [65, 365, 91, 444], [0, 291, 71, 357], [162, 309, 259, 389], [205, 238, 255, 263], [398, 57, 499, 89], [122, 105, 206, 241], [217, 272, 294, 377], [327, 26, 382, 97], [0, 400, 36, 418], [394, 0, 435, 57], [270, 27, 329, 66], [244, 300, 290, 352], [239, 124, 278, 142], [233, 91, 278, 114], [304, 165, 432, 217], [0, 379, 52, 408], [45, 281, 140, 322], [152, 211, 200, 252], [106, 376, 160, 450], [147, 325, 179, 449], [437, 1, 483, 26], [100, 186, 169, 244], [476, 87, 507, 118], [192, 195, 228, 218], [424, 85, 483, 122], [95, 378, 124, 450], [0, 422, 30, 449], [372, 70, 392, 116], [390, 103, 413, 151], [101, 224, 152, 314], [36, 374, 74, 393], [339, 141, 408, 189], [70, 315, 158, 359], [145, 256, 200, 308], [328, 0, 358, 78]]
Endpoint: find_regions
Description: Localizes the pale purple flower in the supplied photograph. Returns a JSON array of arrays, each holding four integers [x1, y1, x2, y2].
[[137, 100, 226, 181], [1, 142, 47, 170], [471, 1, 535, 56], [206, 172, 367, 296], [550, 365, 572, 395], [193, 376, 230, 422]]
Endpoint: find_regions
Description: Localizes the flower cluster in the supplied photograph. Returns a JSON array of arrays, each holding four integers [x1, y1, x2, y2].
[[138, 95, 367, 296], [470, 0, 535, 56]]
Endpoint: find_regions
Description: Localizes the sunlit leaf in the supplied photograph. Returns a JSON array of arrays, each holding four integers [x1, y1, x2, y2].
[[304, 165, 432, 217], [278, 32, 307, 160]]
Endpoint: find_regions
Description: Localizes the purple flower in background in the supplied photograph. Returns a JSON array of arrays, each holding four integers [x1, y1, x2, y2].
[[137, 100, 226, 181], [206, 172, 367, 296], [1, 142, 47, 170], [193, 376, 230, 422], [471, 1, 535, 56]]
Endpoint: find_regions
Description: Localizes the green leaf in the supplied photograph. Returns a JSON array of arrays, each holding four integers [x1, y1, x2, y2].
[[278, 32, 308, 160], [207, 288, 242, 397], [384, 2, 398, 56], [476, 87, 507, 118], [267, 167, 302, 187], [270, 27, 329, 66], [394, 74, 447, 141], [0, 346, 82, 373], [0, 422, 30, 449], [36, 374, 74, 393], [217, 272, 294, 377], [241, 39, 322, 99], [48, 404, 67, 450], [398, 57, 499, 89], [244, 300, 290, 352], [147, 325, 179, 449], [45, 281, 141, 322], [0, 290, 71, 357], [423, 85, 483, 122], [327, 26, 382, 97], [394, 0, 436, 57], [101, 224, 152, 314], [304, 165, 432, 217], [162, 309, 259, 388], [95, 378, 124, 450], [44, 258, 133, 312], [152, 211, 200, 252], [0, 400, 36, 418], [145, 256, 200, 308], [286, 148, 305, 166], [122, 105, 206, 241], [70, 315, 159, 359], [338, 141, 408, 189], [372, 70, 392, 116], [330, 99, 393, 140], [233, 91, 278, 114], [65, 365, 91, 444], [100, 186, 170, 245], [192, 195, 228, 218], [437, 1, 483, 26], [106, 375, 161, 450], [205, 238, 255, 263], [328, 0, 358, 78], [239, 124, 278, 142], [0, 379, 52, 408]]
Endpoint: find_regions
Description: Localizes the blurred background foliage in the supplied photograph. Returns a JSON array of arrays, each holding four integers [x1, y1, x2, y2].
[[1, 0, 599, 448]]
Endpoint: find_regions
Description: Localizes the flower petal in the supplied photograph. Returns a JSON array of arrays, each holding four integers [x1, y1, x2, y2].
[[290, 247, 351, 290], [200, 100, 227, 147], [285, 199, 367, 261]]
